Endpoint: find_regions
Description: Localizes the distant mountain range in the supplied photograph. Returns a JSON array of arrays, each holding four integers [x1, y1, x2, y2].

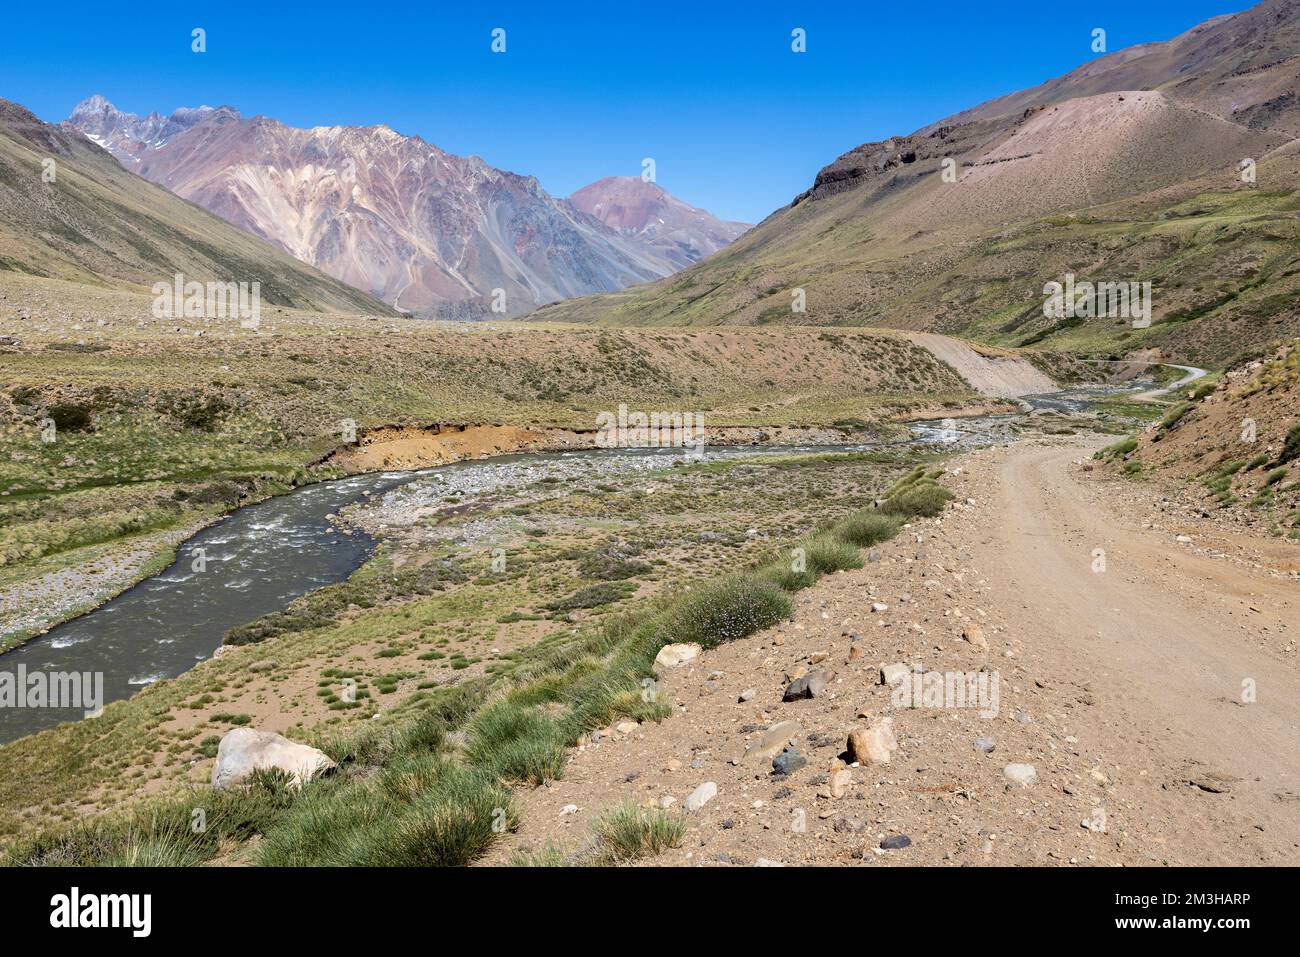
[[532, 0, 1300, 365], [0, 98, 395, 316], [63, 97, 749, 318]]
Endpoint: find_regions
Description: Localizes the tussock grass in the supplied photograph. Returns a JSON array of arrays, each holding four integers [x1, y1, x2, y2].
[[878, 467, 955, 517], [256, 754, 515, 867], [510, 841, 569, 867], [3, 771, 298, 866], [1095, 437, 1138, 461], [591, 802, 685, 864], [832, 511, 901, 547], [762, 534, 864, 591]]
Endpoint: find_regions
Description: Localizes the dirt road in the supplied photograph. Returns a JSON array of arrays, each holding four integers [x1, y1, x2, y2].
[[987, 445, 1299, 855], [488, 439, 1299, 866]]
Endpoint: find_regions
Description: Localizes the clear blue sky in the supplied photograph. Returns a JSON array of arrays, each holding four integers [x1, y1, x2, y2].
[[0, 0, 1252, 223]]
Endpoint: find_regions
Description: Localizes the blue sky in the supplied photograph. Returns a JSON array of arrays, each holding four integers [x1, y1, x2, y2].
[[0, 1, 1252, 223]]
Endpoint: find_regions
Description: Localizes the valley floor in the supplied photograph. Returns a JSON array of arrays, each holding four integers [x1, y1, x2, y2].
[[486, 437, 1299, 866]]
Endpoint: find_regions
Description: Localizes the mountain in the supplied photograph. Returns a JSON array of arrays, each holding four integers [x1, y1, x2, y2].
[[530, 0, 1300, 366], [568, 176, 749, 271], [0, 98, 395, 315], [63, 101, 749, 319]]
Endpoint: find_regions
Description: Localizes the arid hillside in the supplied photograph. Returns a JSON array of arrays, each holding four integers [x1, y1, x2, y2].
[[1110, 338, 1300, 534], [531, 0, 1300, 366]]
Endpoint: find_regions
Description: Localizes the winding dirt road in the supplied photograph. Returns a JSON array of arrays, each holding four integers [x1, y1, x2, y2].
[[488, 437, 1298, 866]]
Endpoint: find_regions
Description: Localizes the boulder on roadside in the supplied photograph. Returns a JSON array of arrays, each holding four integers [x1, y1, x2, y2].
[[210, 728, 336, 790], [654, 643, 701, 670]]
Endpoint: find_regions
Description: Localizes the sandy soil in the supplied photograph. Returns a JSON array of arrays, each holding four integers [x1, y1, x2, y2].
[[485, 437, 1299, 866], [902, 333, 1057, 397]]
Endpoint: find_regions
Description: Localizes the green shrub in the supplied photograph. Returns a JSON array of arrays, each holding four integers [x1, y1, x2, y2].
[[833, 511, 902, 546], [882, 483, 954, 518], [1096, 437, 1137, 460], [545, 582, 632, 612], [761, 534, 864, 592], [1158, 402, 1193, 430], [663, 574, 792, 649]]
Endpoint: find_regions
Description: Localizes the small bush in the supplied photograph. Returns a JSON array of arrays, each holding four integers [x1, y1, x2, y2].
[[510, 841, 569, 867], [465, 702, 569, 784], [1096, 438, 1137, 460], [1158, 402, 1193, 430], [663, 574, 792, 649], [545, 582, 631, 612], [833, 511, 901, 546]]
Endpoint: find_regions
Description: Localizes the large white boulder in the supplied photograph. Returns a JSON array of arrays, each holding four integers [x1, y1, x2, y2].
[[210, 728, 336, 790]]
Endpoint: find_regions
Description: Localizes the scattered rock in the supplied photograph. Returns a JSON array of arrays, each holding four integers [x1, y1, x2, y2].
[[961, 623, 988, 650], [1082, 807, 1108, 833], [973, 736, 996, 755], [829, 768, 852, 798], [1003, 763, 1038, 787], [772, 747, 808, 776], [847, 717, 898, 765], [783, 668, 832, 701], [745, 720, 801, 763], [880, 663, 909, 687], [685, 781, 718, 812], [880, 834, 912, 850]]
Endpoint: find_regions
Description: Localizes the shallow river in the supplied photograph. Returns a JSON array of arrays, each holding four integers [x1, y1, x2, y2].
[[0, 394, 1118, 744]]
